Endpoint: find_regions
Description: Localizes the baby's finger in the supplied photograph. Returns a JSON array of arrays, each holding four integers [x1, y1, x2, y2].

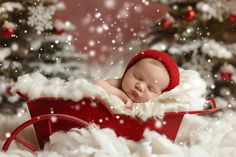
[[125, 99, 133, 109]]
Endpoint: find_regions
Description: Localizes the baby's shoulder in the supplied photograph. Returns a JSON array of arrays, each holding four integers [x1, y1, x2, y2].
[[106, 78, 122, 88]]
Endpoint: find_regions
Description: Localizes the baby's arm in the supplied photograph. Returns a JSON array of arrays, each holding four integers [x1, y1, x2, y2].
[[93, 78, 133, 108]]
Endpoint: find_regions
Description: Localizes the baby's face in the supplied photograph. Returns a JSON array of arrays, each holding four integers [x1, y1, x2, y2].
[[122, 58, 170, 103]]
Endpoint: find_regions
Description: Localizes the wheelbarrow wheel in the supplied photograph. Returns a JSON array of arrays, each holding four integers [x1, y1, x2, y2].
[[2, 114, 89, 152]]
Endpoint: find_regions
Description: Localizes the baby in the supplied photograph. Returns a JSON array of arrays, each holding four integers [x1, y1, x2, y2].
[[94, 50, 180, 108]]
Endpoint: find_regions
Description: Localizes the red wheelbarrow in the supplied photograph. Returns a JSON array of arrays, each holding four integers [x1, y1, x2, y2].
[[2, 91, 217, 152]]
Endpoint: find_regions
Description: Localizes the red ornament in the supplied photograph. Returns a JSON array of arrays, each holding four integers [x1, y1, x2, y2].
[[53, 27, 64, 35], [183, 9, 196, 22], [1, 23, 15, 38], [161, 18, 173, 29], [228, 14, 236, 22], [5, 86, 13, 96], [219, 63, 234, 81]]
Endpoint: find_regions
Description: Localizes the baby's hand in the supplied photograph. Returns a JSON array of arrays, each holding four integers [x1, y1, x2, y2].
[[93, 79, 133, 109], [120, 94, 133, 109], [124, 98, 133, 109]]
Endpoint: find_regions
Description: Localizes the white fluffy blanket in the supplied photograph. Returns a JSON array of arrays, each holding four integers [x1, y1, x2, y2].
[[13, 69, 207, 120]]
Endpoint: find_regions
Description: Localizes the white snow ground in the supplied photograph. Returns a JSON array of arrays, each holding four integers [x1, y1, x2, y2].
[[0, 110, 236, 157]]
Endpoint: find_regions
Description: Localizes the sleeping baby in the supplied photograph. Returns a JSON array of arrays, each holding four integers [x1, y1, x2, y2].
[[94, 49, 180, 108]]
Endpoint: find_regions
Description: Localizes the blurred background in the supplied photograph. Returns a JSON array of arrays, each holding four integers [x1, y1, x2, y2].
[[55, 0, 167, 62]]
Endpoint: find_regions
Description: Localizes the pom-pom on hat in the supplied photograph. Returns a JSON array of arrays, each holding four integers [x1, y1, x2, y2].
[[123, 49, 180, 92]]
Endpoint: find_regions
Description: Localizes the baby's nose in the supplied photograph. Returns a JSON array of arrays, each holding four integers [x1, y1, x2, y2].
[[135, 82, 145, 92]]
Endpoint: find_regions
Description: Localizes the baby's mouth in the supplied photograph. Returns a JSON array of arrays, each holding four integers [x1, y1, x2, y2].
[[129, 90, 139, 98], [128, 91, 143, 103]]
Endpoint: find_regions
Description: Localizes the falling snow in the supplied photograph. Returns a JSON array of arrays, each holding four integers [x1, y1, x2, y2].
[[104, 0, 116, 9]]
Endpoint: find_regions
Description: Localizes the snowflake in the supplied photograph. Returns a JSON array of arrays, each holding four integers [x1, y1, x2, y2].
[[27, 5, 55, 34]]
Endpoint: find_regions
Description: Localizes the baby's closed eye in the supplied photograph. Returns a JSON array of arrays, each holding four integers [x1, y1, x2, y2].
[[148, 86, 161, 94], [148, 86, 156, 92], [135, 74, 144, 82]]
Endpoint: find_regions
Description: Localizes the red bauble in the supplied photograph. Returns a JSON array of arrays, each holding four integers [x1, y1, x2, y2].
[[228, 14, 236, 22], [53, 27, 64, 35], [161, 18, 173, 29], [1, 25, 15, 38], [219, 63, 234, 81], [220, 73, 233, 81], [5, 86, 13, 96], [183, 9, 196, 22]]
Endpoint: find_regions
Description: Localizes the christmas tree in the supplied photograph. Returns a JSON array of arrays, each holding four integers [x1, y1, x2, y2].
[[144, 0, 236, 112], [0, 0, 87, 113]]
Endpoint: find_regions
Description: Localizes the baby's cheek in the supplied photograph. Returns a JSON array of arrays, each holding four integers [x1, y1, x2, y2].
[[147, 91, 156, 99], [151, 92, 160, 99], [122, 80, 131, 92], [126, 78, 134, 87]]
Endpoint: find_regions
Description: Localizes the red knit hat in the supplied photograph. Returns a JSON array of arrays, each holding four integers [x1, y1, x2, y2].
[[122, 49, 180, 92]]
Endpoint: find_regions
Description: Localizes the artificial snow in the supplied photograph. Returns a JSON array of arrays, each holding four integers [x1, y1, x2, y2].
[[54, 20, 76, 31], [12, 68, 206, 120], [0, 48, 11, 61], [156, 0, 236, 21], [151, 39, 234, 59], [0, 2, 23, 14], [0, 110, 236, 157], [197, 0, 236, 21], [202, 40, 232, 59]]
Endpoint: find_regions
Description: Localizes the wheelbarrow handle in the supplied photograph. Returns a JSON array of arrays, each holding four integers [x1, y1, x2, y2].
[[16, 91, 29, 102], [164, 98, 217, 116]]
